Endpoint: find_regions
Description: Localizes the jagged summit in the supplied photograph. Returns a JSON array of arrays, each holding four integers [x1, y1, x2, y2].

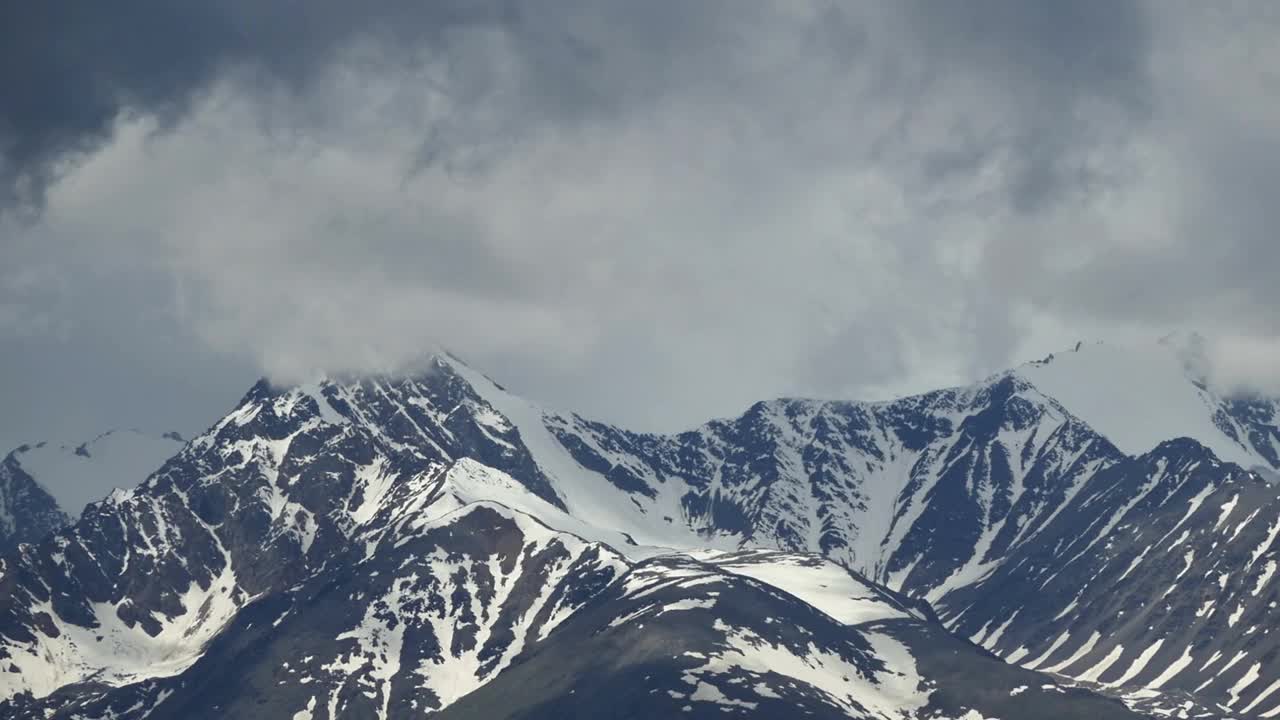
[[242, 340, 1280, 475], [2, 342, 1279, 718], [174, 353, 1123, 594], [196, 343, 1279, 593]]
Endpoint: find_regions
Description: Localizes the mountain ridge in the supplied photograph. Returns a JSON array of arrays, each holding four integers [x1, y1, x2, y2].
[[1, 340, 1277, 717], [0, 451, 69, 552], [0, 429, 185, 551]]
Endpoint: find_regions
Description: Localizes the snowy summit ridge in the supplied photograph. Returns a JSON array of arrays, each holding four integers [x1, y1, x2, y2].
[[0, 339, 1277, 718], [1016, 337, 1280, 471]]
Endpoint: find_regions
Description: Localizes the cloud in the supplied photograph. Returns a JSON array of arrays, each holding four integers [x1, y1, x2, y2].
[[1, 2, 1150, 211], [3, 0, 1280, 441], [895, 0, 1153, 212], [1206, 336, 1280, 398], [0, 0, 521, 209]]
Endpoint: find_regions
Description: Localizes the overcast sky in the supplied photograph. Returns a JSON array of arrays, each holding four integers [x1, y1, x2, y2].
[[3, 1, 1280, 452]]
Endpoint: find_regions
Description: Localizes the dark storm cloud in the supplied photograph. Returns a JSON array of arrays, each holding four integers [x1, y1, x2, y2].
[[895, 0, 1152, 212], [0, 0, 519, 208], [977, 2, 1280, 343], [903, 0, 1148, 102], [0, 1, 841, 208], [1, 1, 1150, 212]]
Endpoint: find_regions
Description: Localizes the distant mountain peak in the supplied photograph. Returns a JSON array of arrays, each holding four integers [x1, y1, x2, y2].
[[0, 452, 69, 551], [1016, 336, 1280, 470], [2, 429, 185, 522]]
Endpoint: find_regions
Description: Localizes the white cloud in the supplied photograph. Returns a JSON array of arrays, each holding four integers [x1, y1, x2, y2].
[[4, 1, 1280, 440]]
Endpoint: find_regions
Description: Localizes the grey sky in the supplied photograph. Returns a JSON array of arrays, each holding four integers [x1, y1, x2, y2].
[[3, 1, 1280, 453]]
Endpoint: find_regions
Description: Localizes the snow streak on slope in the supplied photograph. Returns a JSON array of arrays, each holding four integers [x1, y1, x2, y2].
[[444, 357, 738, 552], [449, 354, 1122, 602], [944, 438, 1280, 716], [434, 546, 1134, 720], [0, 381, 432, 705], [690, 548, 922, 626], [2, 547, 244, 699], [679, 618, 929, 719], [290, 502, 629, 719], [515, 551, 933, 719], [421, 458, 644, 555]]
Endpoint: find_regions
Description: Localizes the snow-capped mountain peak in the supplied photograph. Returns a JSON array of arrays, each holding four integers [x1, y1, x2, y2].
[[1017, 338, 1280, 471], [7, 429, 185, 518], [4, 346, 1280, 718]]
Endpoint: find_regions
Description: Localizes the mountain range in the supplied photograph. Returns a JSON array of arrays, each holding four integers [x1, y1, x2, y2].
[[1, 339, 1277, 719]]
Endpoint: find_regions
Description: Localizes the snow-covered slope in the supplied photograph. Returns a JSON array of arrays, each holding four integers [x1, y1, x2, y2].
[[452, 354, 1121, 602], [942, 437, 1280, 717], [10, 501, 1139, 720], [3, 343, 1278, 718], [7, 429, 184, 517], [1018, 340, 1279, 471], [691, 549, 926, 626], [438, 548, 1141, 720], [0, 358, 1150, 720]]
